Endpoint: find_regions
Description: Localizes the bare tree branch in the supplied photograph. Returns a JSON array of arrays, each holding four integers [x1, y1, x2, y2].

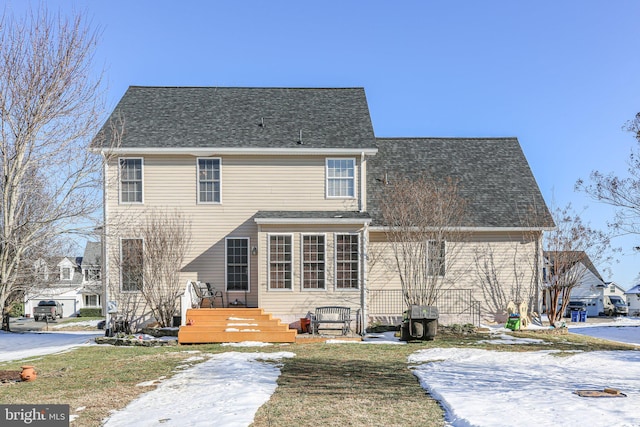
[[0, 6, 106, 330], [380, 175, 469, 308]]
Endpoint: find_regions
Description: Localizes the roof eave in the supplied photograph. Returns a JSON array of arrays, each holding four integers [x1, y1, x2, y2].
[[368, 226, 554, 233], [255, 218, 372, 225], [92, 147, 378, 156]]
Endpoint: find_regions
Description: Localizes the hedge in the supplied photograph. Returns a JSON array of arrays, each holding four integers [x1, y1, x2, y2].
[[79, 308, 102, 317]]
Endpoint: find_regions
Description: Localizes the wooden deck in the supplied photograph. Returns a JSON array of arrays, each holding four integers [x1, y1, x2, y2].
[[178, 308, 297, 344]]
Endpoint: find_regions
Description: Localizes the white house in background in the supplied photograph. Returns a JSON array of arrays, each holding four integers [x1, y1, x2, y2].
[[625, 284, 640, 316], [24, 242, 103, 318], [547, 251, 607, 317]]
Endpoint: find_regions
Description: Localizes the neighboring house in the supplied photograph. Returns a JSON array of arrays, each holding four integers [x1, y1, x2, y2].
[[94, 86, 553, 328], [543, 251, 625, 317], [80, 241, 104, 310], [24, 242, 103, 318], [625, 284, 640, 316]]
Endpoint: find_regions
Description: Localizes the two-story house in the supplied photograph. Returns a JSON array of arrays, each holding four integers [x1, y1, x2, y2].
[[24, 241, 103, 318], [94, 86, 553, 334]]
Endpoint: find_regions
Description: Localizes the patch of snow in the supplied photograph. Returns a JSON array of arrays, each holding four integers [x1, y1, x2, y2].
[[478, 333, 549, 345], [409, 348, 640, 426], [222, 342, 273, 348], [102, 351, 295, 427]]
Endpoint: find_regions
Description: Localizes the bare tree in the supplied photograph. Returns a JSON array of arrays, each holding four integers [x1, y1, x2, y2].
[[108, 209, 191, 328], [578, 113, 640, 241], [380, 175, 468, 307], [543, 204, 615, 327], [139, 209, 191, 327], [0, 7, 106, 330]]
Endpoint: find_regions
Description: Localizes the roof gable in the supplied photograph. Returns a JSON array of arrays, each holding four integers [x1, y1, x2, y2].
[[81, 241, 101, 267], [94, 86, 376, 151], [367, 137, 554, 228]]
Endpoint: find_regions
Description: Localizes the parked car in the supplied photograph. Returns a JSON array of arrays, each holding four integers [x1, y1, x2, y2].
[[564, 300, 587, 317], [604, 296, 628, 316], [33, 300, 63, 321]]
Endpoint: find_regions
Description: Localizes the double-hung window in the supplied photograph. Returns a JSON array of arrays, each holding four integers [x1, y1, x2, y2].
[[226, 238, 249, 291], [427, 240, 446, 277], [335, 234, 359, 289], [84, 294, 100, 307], [120, 158, 143, 203], [302, 235, 325, 290], [121, 238, 143, 292], [326, 158, 355, 198], [269, 235, 292, 290], [198, 158, 221, 203]]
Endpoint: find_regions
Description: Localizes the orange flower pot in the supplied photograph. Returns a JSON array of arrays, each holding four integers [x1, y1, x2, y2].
[[20, 365, 37, 382]]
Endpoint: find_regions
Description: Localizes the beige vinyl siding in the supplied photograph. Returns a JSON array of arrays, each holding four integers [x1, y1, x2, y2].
[[368, 230, 542, 323], [106, 154, 364, 321]]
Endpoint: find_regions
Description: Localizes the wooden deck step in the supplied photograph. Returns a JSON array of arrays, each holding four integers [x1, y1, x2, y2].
[[178, 308, 297, 344]]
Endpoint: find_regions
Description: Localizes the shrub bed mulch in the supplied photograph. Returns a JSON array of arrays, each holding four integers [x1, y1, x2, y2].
[[95, 336, 178, 347], [0, 370, 22, 384]]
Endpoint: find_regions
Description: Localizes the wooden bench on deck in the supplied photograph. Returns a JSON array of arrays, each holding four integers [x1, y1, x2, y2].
[[312, 306, 351, 335]]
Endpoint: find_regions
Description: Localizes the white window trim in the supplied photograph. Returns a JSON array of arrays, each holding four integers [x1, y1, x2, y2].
[[225, 237, 251, 293], [120, 237, 144, 293], [334, 232, 360, 291], [267, 233, 294, 291], [300, 233, 327, 292], [196, 157, 222, 204], [326, 157, 356, 199], [118, 157, 144, 204], [61, 267, 72, 281]]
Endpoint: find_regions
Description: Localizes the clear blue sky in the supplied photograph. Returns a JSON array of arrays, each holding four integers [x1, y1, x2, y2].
[[8, 1, 640, 287]]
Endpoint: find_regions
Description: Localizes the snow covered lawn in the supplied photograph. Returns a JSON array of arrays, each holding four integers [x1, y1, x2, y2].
[[410, 347, 640, 427], [2, 319, 639, 426]]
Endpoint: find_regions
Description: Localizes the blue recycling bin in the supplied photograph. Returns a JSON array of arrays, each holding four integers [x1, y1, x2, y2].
[[570, 310, 580, 322], [579, 311, 587, 322]]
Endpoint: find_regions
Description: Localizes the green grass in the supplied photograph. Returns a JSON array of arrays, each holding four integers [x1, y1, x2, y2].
[[0, 330, 634, 427]]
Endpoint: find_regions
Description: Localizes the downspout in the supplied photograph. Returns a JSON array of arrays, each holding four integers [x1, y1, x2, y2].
[[102, 153, 110, 336], [361, 222, 369, 335], [359, 152, 365, 212], [359, 151, 367, 333], [535, 231, 542, 315]]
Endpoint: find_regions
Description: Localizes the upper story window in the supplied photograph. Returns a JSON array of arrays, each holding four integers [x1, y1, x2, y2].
[[198, 158, 221, 203], [84, 268, 101, 281], [119, 158, 143, 203], [326, 158, 355, 198], [61, 267, 71, 280], [269, 234, 293, 290]]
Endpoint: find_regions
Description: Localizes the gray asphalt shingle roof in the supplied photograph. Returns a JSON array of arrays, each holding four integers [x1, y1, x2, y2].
[[94, 86, 376, 150], [96, 86, 553, 230], [367, 137, 554, 228], [81, 242, 102, 267]]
